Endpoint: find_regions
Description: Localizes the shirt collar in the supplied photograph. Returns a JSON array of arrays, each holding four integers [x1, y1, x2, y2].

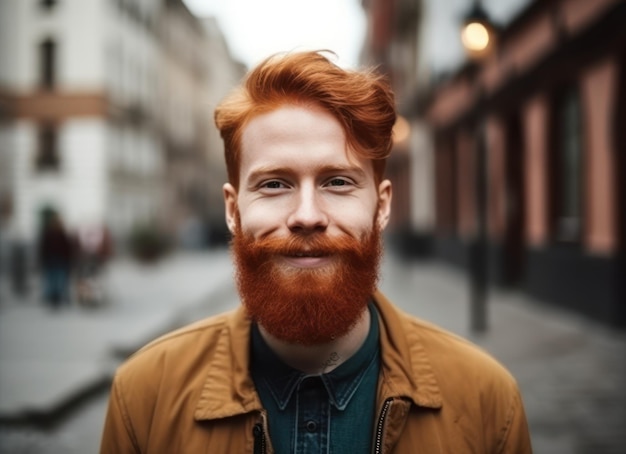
[[250, 303, 380, 411]]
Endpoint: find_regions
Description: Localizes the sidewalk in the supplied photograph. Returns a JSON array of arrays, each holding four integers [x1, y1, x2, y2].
[[0, 248, 235, 424]]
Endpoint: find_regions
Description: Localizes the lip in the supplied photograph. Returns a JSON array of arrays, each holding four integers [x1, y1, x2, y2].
[[281, 254, 333, 269]]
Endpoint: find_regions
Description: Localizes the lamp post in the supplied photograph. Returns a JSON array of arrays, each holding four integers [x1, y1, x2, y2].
[[461, 0, 496, 61], [460, 0, 496, 334]]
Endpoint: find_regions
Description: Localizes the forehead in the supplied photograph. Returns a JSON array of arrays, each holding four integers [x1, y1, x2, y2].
[[242, 103, 342, 145], [239, 104, 371, 173]]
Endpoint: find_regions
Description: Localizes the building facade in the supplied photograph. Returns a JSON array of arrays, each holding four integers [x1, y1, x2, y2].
[[0, 0, 162, 244], [424, 0, 625, 327], [201, 17, 246, 245], [0, 0, 243, 253], [360, 0, 436, 257]]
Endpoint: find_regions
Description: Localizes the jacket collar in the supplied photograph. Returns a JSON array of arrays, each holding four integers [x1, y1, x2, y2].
[[373, 290, 443, 409], [194, 306, 262, 421], [194, 291, 442, 421], [250, 303, 381, 411]]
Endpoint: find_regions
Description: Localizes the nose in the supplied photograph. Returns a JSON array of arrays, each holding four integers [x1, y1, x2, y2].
[[287, 186, 328, 233]]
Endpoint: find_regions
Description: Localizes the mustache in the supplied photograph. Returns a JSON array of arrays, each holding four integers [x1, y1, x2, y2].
[[251, 233, 359, 256]]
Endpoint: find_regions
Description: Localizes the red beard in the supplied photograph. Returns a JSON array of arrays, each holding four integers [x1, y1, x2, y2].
[[231, 225, 382, 345]]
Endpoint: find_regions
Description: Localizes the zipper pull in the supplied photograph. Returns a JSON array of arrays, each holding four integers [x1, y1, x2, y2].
[[253, 422, 266, 454]]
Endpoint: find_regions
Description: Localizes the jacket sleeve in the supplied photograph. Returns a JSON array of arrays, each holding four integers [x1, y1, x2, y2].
[[497, 388, 533, 454], [100, 375, 141, 454]]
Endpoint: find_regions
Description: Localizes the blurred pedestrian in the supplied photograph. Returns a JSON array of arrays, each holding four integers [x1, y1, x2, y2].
[[38, 210, 74, 308], [101, 51, 532, 453]]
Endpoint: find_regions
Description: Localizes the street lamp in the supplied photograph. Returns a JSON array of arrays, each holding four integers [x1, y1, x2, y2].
[[461, 0, 496, 61], [460, 0, 496, 334]]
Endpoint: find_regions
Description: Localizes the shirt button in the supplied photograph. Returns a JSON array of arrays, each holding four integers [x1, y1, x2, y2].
[[305, 420, 318, 432]]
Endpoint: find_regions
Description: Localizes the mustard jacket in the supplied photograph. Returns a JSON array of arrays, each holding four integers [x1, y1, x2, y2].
[[100, 291, 532, 453]]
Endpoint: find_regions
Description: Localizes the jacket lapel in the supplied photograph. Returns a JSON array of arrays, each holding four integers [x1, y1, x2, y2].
[[194, 307, 263, 420], [374, 290, 443, 409], [192, 293, 443, 420]]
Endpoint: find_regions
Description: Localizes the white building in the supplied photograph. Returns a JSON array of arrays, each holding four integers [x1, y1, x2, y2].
[[0, 0, 243, 251], [202, 16, 246, 243], [0, 0, 165, 245]]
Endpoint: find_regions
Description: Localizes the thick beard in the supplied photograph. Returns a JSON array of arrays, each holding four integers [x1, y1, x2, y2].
[[231, 223, 383, 345]]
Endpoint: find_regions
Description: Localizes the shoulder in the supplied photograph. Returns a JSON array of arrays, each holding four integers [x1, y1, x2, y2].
[[375, 291, 519, 397], [405, 313, 517, 387], [376, 295, 530, 449], [103, 308, 256, 450], [137, 311, 234, 354], [405, 316, 517, 387], [114, 308, 245, 387]]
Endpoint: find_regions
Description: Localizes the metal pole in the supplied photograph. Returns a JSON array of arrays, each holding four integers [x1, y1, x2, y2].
[[470, 121, 488, 333]]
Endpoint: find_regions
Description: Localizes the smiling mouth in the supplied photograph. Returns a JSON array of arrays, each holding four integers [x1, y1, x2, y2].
[[282, 251, 332, 268], [292, 251, 323, 258]]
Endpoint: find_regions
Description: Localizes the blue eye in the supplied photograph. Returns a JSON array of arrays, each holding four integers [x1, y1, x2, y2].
[[328, 178, 349, 186], [263, 181, 284, 189]]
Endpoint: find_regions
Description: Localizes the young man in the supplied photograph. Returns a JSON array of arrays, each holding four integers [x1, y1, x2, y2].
[[100, 51, 532, 453]]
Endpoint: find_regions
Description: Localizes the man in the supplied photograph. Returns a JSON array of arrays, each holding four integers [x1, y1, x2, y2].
[[100, 51, 532, 453]]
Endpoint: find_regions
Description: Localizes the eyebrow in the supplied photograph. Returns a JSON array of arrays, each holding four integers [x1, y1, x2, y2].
[[246, 164, 367, 183]]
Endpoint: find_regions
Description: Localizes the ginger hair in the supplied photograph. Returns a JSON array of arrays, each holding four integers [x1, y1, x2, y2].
[[214, 50, 397, 188]]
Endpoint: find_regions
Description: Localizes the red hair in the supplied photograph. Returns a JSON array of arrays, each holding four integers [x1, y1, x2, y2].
[[214, 50, 397, 188]]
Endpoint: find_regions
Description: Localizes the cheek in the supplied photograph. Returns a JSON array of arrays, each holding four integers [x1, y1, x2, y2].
[[238, 205, 284, 237], [332, 201, 379, 232]]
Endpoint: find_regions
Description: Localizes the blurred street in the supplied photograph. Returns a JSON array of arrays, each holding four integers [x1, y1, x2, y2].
[[1, 0, 624, 452], [0, 247, 625, 454]]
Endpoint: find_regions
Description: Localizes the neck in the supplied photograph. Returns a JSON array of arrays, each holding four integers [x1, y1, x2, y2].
[[258, 307, 371, 375]]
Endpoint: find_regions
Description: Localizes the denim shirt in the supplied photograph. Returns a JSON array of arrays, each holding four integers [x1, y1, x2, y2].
[[250, 304, 381, 454]]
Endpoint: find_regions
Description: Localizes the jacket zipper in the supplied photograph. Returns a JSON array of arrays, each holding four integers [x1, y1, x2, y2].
[[253, 422, 266, 454], [373, 398, 393, 454]]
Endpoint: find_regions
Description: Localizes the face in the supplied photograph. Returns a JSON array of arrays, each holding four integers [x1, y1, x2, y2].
[[224, 104, 392, 344], [225, 104, 391, 244]]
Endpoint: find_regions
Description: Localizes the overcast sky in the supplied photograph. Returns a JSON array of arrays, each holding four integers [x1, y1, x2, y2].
[[183, 0, 366, 69], [423, 0, 530, 75], [183, 0, 530, 73]]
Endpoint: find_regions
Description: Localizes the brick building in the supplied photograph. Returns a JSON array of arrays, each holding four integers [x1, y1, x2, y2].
[[424, 0, 625, 327]]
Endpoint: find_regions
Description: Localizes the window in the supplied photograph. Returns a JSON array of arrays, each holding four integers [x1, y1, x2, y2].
[[39, 38, 56, 88], [36, 124, 59, 171], [551, 86, 584, 242], [40, 0, 58, 10]]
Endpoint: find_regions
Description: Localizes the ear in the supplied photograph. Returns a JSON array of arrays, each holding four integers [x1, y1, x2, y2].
[[223, 183, 238, 234], [376, 179, 392, 231]]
